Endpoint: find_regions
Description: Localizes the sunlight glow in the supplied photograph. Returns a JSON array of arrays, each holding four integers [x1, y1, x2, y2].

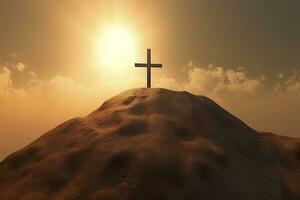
[[94, 25, 137, 75]]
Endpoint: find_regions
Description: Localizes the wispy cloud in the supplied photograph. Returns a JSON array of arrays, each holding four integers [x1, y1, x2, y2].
[[7, 52, 22, 59], [15, 62, 26, 71], [155, 64, 265, 101]]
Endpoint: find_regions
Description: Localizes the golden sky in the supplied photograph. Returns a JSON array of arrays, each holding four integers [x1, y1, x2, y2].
[[0, 0, 300, 160]]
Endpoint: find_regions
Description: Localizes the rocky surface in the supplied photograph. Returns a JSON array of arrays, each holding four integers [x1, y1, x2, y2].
[[0, 88, 299, 200]]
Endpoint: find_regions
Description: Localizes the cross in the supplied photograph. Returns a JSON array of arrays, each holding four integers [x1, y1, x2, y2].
[[135, 49, 162, 88]]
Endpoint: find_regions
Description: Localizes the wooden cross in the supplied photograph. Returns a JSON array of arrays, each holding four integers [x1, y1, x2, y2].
[[135, 49, 162, 88]]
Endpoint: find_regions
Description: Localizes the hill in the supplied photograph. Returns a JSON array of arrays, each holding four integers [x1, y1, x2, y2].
[[0, 88, 299, 200]]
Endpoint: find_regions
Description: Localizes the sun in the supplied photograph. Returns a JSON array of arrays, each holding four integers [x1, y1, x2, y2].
[[94, 25, 137, 75]]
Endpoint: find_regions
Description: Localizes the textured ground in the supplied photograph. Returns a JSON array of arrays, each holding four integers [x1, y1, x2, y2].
[[0, 88, 299, 200]]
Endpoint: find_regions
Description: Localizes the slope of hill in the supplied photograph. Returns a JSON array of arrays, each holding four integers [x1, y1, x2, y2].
[[0, 88, 299, 200]]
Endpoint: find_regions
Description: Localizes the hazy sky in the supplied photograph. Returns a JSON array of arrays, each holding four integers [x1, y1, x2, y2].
[[0, 0, 299, 160], [1, 1, 300, 77]]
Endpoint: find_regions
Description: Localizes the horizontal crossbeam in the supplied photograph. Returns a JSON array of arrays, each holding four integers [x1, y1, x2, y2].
[[135, 63, 147, 67], [150, 64, 163, 68], [135, 63, 162, 68]]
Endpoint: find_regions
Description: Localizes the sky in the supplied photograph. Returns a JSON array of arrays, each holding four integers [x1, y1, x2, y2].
[[0, 0, 299, 160]]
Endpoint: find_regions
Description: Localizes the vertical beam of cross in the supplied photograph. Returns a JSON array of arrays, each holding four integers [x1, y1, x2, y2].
[[135, 49, 163, 88], [147, 49, 151, 88]]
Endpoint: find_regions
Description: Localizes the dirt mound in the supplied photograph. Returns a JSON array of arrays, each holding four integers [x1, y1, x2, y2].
[[0, 88, 299, 200]]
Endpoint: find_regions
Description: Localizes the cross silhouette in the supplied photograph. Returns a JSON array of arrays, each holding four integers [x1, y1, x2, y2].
[[135, 49, 162, 88]]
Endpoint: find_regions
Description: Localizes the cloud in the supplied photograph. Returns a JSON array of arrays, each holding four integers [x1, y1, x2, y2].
[[0, 62, 27, 73], [278, 73, 284, 79], [0, 66, 13, 95], [285, 73, 300, 95], [272, 71, 300, 95], [156, 63, 300, 101], [15, 62, 26, 71], [8, 52, 23, 59], [155, 76, 180, 90], [8, 52, 17, 58], [156, 64, 264, 102], [29, 71, 36, 77]]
